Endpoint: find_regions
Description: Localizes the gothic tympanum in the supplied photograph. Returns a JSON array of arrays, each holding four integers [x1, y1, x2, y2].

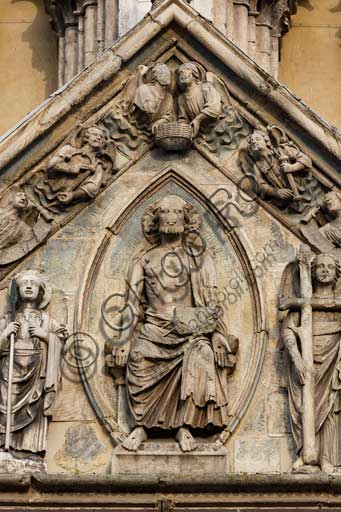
[[108, 195, 238, 452], [0, 270, 66, 455], [35, 126, 115, 212], [280, 249, 341, 473]]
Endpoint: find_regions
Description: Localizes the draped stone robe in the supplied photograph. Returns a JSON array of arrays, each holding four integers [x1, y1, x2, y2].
[[0, 310, 65, 453], [283, 309, 341, 465], [126, 249, 232, 431], [177, 81, 221, 124]]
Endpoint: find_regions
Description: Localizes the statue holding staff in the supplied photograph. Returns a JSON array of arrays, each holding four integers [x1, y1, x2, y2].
[[0, 270, 66, 455], [280, 249, 341, 473]]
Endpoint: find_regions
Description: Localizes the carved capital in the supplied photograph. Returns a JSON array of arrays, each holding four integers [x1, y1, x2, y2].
[[256, 0, 297, 36], [44, 0, 78, 35]]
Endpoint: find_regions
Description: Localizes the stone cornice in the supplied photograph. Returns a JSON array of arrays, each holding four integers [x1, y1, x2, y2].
[[2, 473, 341, 507]]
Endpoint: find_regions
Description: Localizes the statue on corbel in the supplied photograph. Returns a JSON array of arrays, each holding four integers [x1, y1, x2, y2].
[[279, 246, 341, 474], [120, 60, 248, 152]]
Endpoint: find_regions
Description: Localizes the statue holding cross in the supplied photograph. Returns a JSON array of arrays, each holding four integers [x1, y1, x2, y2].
[[280, 247, 341, 473]]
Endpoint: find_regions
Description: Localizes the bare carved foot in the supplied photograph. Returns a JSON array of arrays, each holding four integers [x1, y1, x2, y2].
[[176, 427, 196, 452], [122, 427, 147, 452]]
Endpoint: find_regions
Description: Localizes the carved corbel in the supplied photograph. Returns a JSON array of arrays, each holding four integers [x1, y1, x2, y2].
[[255, 0, 297, 76]]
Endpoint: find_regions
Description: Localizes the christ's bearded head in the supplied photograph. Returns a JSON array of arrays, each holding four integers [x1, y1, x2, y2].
[[141, 194, 202, 245], [156, 196, 186, 235]]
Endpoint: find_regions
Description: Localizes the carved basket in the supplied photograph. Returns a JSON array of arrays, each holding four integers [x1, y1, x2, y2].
[[155, 122, 193, 151]]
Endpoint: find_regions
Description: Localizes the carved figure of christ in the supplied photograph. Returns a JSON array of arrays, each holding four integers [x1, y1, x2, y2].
[[280, 249, 341, 473], [112, 195, 233, 452]]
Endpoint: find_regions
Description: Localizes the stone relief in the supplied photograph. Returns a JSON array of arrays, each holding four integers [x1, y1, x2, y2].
[[34, 125, 116, 213], [279, 247, 341, 473], [120, 61, 248, 153], [0, 270, 67, 465], [0, 189, 51, 266], [122, 63, 175, 136], [238, 126, 323, 214], [301, 190, 341, 253], [106, 195, 238, 452]]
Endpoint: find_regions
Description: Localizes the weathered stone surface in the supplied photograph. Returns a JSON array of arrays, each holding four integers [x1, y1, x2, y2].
[[234, 438, 281, 473], [0, 452, 46, 475], [111, 442, 230, 476]]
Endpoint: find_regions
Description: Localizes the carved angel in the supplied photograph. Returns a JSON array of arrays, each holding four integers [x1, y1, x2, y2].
[[176, 62, 249, 151], [121, 63, 175, 134], [238, 126, 321, 213], [0, 189, 51, 266], [300, 190, 341, 252], [34, 125, 116, 212], [176, 62, 222, 137]]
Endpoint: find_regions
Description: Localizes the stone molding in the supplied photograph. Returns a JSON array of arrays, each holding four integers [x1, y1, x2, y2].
[[45, 0, 297, 84], [4, 473, 341, 507]]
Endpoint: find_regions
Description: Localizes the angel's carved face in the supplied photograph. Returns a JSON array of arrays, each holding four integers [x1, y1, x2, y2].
[[152, 64, 171, 86], [83, 127, 106, 150], [178, 64, 197, 89], [324, 191, 341, 215], [314, 254, 337, 286], [13, 192, 28, 211], [249, 132, 268, 155], [17, 276, 41, 303]]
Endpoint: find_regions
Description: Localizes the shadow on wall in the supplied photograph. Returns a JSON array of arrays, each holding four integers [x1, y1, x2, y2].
[[12, 0, 58, 98], [297, 0, 314, 11]]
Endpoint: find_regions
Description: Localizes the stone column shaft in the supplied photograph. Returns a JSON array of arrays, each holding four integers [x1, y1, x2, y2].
[[64, 24, 78, 82], [233, 2, 249, 53], [84, 2, 98, 67], [256, 22, 272, 73], [104, 0, 119, 48]]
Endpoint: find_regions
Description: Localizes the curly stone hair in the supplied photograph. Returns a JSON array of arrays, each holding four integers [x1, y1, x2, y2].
[[311, 253, 341, 289], [141, 195, 202, 245]]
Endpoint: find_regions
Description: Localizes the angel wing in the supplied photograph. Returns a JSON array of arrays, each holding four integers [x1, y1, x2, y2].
[[206, 71, 233, 108], [120, 65, 148, 114]]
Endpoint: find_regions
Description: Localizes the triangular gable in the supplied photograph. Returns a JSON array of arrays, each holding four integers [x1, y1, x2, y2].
[[0, 0, 340, 280]]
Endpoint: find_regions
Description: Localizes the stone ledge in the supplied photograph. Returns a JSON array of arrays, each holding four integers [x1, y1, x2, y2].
[[25, 473, 341, 493], [0, 474, 341, 508], [111, 442, 229, 476]]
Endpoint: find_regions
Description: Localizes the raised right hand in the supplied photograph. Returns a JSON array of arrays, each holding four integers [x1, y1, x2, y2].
[[3, 322, 20, 339]]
